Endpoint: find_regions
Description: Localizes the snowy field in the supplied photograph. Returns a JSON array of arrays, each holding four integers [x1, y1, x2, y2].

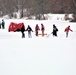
[[0, 19, 76, 75]]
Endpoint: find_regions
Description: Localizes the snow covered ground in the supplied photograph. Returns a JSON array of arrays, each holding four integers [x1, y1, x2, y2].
[[0, 19, 76, 75]]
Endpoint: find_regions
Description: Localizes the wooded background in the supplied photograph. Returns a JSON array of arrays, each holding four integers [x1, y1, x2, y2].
[[0, 0, 76, 20]]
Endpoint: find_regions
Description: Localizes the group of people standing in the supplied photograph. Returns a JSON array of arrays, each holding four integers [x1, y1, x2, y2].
[[0, 19, 73, 38], [20, 23, 73, 38], [21, 23, 45, 38], [52, 24, 73, 37], [0, 19, 5, 29], [35, 23, 45, 37], [51, 24, 73, 37], [21, 24, 34, 38]]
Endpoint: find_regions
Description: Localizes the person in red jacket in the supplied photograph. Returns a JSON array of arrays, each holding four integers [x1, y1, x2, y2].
[[64, 25, 73, 37], [41, 23, 45, 36], [35, 24, 40, 36]]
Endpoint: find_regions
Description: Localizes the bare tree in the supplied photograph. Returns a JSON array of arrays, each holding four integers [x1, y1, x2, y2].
[[0, 0, 76, 20], [30, 0, 51, 20]]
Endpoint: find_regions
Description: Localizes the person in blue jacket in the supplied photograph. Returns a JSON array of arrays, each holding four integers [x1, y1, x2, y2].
[[2, 19, 5, 29]]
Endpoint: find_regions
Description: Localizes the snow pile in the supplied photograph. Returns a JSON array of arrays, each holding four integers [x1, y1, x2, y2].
[[2, 14, 73, 21]]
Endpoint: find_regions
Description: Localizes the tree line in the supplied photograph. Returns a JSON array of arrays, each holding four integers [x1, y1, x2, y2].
[[0, 0, 76, 20]]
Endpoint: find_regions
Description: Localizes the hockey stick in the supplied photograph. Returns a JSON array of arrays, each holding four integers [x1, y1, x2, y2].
[[46, 33, 52, 37]]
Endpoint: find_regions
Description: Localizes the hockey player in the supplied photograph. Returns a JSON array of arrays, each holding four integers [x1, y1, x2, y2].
[[2, 19, 5, 29], [41, 23, 45, 36], [64, 25, 73, 37], [52, 24, 58, 37], [26, 25, 33, 38], [35, 24, 40, 36], [21, 24, 25, 38]]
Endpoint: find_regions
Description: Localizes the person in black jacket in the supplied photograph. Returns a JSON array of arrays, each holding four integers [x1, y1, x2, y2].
[[26, 25, 33, 38], [21, 25, 25, 38], [52, 24, 58, 36]]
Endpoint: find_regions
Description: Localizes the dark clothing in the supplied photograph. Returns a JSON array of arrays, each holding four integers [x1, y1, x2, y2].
[[26, 25, 33, 38], [26, 27, 33, 32], [41, 24, 45, 31], [0, 22, 1, 29], [21, 25, 25, 32], [2, 20, 5, 29], [21, 25, 25, 38], [21, 32, 25, 38], [35, 31, 38, 36], [41, 24, 45, 36], [52, 25, 58, 36]]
